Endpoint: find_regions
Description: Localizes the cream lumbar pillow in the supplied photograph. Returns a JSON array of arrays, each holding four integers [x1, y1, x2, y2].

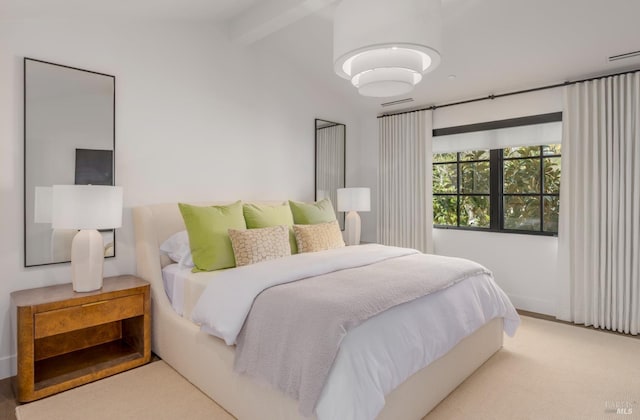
[[293, 220, 345, 253], [228, 225, 292, 267]]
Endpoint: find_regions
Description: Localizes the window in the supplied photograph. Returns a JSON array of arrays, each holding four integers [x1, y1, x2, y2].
[[433, 150, 491, 228], [432, 114, 562, 235], [503, 145, 561, 233]]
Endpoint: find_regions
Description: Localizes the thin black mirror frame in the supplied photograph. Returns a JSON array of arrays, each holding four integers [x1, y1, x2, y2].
[[23, 57, 116, 267], [314, 118, 346, 230]]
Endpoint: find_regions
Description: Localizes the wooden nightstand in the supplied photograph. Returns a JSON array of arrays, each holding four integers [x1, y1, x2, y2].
[[11, 275, 151, 402]]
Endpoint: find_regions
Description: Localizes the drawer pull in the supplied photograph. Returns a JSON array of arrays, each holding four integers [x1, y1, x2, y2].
[[82, 301, 108, 308]]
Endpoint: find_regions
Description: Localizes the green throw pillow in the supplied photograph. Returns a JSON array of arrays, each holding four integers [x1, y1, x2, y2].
[[243, 203, 298, 254], [288, 198, 337, 225], [178, 201, 246, 272]]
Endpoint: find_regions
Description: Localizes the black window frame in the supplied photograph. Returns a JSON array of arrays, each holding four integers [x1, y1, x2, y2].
[[432, 112, 562, 237], [433, 151, 492, 229]]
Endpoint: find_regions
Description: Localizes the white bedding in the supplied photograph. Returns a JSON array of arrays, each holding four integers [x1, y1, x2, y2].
[[162, 264, 225, 319], [192, 244, 420, 345], [317, 272, 517, 420], [187, 244, 519, 420], [162, 264, 187, 316]]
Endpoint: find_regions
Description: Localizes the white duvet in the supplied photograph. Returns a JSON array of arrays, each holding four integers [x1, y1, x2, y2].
[[191, 245, 520, 420], [191, 244, 419, 345]]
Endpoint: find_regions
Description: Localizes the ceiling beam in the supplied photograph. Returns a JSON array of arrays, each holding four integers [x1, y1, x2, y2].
[[229, 0, 339, 45]]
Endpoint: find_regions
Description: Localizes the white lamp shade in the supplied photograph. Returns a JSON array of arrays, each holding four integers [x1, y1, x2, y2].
[[34, 186, 53, 223], [337, 188, 371, 212], [52, 185, 123, 230]]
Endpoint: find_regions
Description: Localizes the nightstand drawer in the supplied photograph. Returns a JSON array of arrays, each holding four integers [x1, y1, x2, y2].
[[34, 294, 144, 339]]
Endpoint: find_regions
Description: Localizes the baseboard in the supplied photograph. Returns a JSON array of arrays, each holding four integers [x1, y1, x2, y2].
[[507, 293, 555, 317], [0, 354, 16, 380]]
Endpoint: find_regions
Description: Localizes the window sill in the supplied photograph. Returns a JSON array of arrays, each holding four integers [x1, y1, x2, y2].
[[433, 225, 558, 237]]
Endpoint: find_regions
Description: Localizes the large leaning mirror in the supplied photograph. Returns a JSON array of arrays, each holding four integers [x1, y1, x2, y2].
[[24, 58, 115, 267], [315, 119, 346, 230]]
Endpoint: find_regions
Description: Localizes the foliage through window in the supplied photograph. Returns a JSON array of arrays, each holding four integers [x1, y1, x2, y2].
[[433, 144, 561, 235]]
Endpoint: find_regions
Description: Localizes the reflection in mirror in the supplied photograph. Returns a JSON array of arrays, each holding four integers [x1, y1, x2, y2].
[[315, 119, 346, 230], [24, 58, 115, 267]]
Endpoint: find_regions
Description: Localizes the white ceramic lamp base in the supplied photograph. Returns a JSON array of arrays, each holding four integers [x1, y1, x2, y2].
[[71, 229, 104, 292], [344, 210, 362, 246]]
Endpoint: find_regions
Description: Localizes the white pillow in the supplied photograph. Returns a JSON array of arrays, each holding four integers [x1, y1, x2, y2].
[[160, 230, 194, 268]]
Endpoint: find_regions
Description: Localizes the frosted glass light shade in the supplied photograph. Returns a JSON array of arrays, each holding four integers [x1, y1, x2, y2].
[[34, 186, 53, 223], [334, 0, 442, 97], [337, 188, 371, 212], [52, 185, 123, 230]]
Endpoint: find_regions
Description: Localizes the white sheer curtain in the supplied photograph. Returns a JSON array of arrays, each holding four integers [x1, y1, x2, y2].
[[558, 72, 640, 335], [316, 124, 345, 224], [377, 110, 433, 253]]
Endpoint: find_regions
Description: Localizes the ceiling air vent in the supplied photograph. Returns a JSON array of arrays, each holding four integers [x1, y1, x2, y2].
[[381, 98, 414, 107], [608, 50, 640, 62]]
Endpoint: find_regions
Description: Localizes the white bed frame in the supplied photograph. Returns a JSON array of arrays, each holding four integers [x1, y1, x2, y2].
[[133, 202, 504, 420]]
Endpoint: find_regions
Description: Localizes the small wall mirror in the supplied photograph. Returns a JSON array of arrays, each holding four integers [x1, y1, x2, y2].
[[24, 58, 115, 267], [315, 119, 345, 229]]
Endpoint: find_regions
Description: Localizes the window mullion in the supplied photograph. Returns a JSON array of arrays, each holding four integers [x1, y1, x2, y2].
[[490, 149, 501, 230], [456, 153, 461, 227], [539, 146, 544, 232]]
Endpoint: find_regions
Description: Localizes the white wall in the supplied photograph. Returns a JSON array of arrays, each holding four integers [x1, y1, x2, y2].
[[0, 18, 364, 379], [356, 88, 564, 316], [432, 229, 558, 315], [349, 115, 378, 243]]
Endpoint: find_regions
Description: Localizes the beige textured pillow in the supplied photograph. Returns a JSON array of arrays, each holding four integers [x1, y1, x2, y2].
[[293, 220, 345, 253], [228, 225, 291, 267]]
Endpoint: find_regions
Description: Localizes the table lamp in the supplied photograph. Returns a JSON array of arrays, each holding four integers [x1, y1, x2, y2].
[[52, 185, 123, 292], [337, 187, 370, 246]]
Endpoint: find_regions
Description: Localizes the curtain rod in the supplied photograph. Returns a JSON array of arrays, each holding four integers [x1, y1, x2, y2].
[[377, 67, 640, 119]]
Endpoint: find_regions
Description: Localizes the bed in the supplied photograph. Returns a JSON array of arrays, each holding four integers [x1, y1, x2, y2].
[[133, 201, 519, 420]]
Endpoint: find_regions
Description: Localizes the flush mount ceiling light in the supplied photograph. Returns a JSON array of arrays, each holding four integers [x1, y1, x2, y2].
[[333, 0, 442, 98]]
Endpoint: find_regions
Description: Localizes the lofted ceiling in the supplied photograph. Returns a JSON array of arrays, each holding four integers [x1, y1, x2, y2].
[[1, 0, 259, 22], [251, 0, 640, 113], [6, 0, 640, 114]]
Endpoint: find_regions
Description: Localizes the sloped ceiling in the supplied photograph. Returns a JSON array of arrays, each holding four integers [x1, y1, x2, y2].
[[1, 0, 259, 21], [252, 0, 640, 113]]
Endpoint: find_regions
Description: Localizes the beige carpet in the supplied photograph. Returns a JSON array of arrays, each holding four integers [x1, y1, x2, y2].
[[15, 316, 640, 420], [15, 361, 232, 420], [426, 317, 640, 420]]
